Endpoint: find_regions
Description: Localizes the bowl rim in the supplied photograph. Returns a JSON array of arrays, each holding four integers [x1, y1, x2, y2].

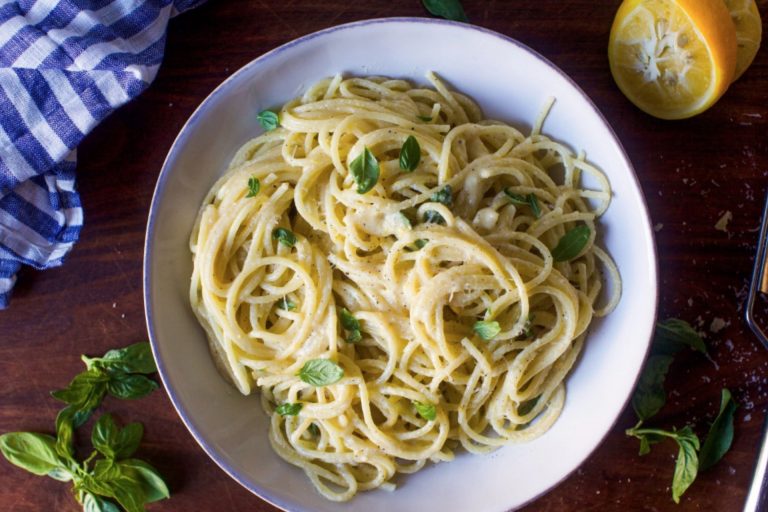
[[143, 15, 659, 512]]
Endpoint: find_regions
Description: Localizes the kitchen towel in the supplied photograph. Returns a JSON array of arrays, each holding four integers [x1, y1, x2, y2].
[[0, 0, 204, 308]]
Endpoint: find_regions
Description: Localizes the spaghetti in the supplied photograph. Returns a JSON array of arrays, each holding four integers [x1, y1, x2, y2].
[[189, 73, 621, 501]]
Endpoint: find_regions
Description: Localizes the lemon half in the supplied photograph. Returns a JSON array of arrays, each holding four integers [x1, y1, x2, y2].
[[609, 0, 738, 119], [725, 0, 762, 79]]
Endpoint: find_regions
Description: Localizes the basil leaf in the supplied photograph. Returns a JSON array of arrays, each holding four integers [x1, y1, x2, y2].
[[118, 459, 170, 503], [413, 401, 437, 421], [257, 110, 280, 131], [518, 396, 540, 416], [51, 369, 108, 405], [699, 388, 738, 471], [89, 342, 157, 375], [631, 355, 674, 421], [272, 227, 297, 248], [278, 297, 296, 311], [654, 318, 708, 357], [515, 314, 536, 340], [671, 426, 700, 504], [339, 308, 361, 332], [430, 185, 453, 207], [48, 467, 73, 482], [551, 225, 590, 262], [83, 493, 121, 512], [423, 210, 446, 225], [308, 423, 320, 437], [92, 414, 143, 461], [638, 436, 651, 456], [114, 423, 143, 461], [55, 379, 106, 459], [399, 135, 421, 172], [70, 381, 108, 428], [417, 115, 432, 122], [246, 176, 260, 198], [55, 406, 76, 459], [350, 147, 380, 194], [504, 190, 529, 206], [339, 309, 363, 343], [346, 329, 362, 343], [473, 320, 501, 341], [110, 475, 146, 512], [298, 359, 344, 387], [422, 0, 468, 22], [94, 458, 121, 481], [79, 471, 118, 499], [0, 432, 64, 476], [275, 403, 303, 416], [92, 414, 119, 459], [398, 212, 412, 229], [528, 194, 542, 218], [414, 239, 428, 249], [637, 432, 665, 456], [505, 189, 544, 218], [106, 374, 158, 400]]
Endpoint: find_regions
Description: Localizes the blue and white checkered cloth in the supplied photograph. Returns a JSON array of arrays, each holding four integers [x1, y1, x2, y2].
[[0, 0, 203, 308]]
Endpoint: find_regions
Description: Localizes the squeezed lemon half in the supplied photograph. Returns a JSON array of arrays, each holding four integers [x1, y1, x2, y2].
[[608, 0, 738, 119], [724, 0, 763, 79]]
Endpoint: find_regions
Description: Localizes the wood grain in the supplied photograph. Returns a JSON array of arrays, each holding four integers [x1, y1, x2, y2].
[[1, 1, 767, 510]]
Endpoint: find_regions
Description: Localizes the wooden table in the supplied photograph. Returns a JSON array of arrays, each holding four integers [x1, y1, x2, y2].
[[2, 1, 767, 510]]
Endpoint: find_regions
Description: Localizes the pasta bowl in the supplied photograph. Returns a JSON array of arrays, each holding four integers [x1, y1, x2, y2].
[[144, 17, 658, 512]]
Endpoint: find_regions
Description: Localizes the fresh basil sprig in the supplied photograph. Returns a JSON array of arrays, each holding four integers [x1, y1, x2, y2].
[[422, 0, 468, 22], [246, 176, 260, 198], [504, 189, 541, 219], [257, 110, 280, 131], [0, 343, 168, 512], [52, 343, 158, 432], [551, 225, 590, 262], [473, 320, 501, 341], [349, 147, 380, 194], [412, 401, 437, 421], [626, 318, 738, 503], [298, 359, 344, 387], [399, 136, 421, 172], [626, 424, 700, 503], [272, 228, 297, 248]]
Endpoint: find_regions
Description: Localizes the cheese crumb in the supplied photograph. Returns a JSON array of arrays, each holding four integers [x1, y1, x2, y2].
[[715, 211, 732, 232], [710, 317, 728, 333]]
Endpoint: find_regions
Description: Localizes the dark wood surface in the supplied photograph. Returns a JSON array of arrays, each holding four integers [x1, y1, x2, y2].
[[2, 1, 767, 510]]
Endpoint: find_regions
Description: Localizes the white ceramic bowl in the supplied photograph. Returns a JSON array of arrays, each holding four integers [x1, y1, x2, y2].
[[144, 17, 658, 512]]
